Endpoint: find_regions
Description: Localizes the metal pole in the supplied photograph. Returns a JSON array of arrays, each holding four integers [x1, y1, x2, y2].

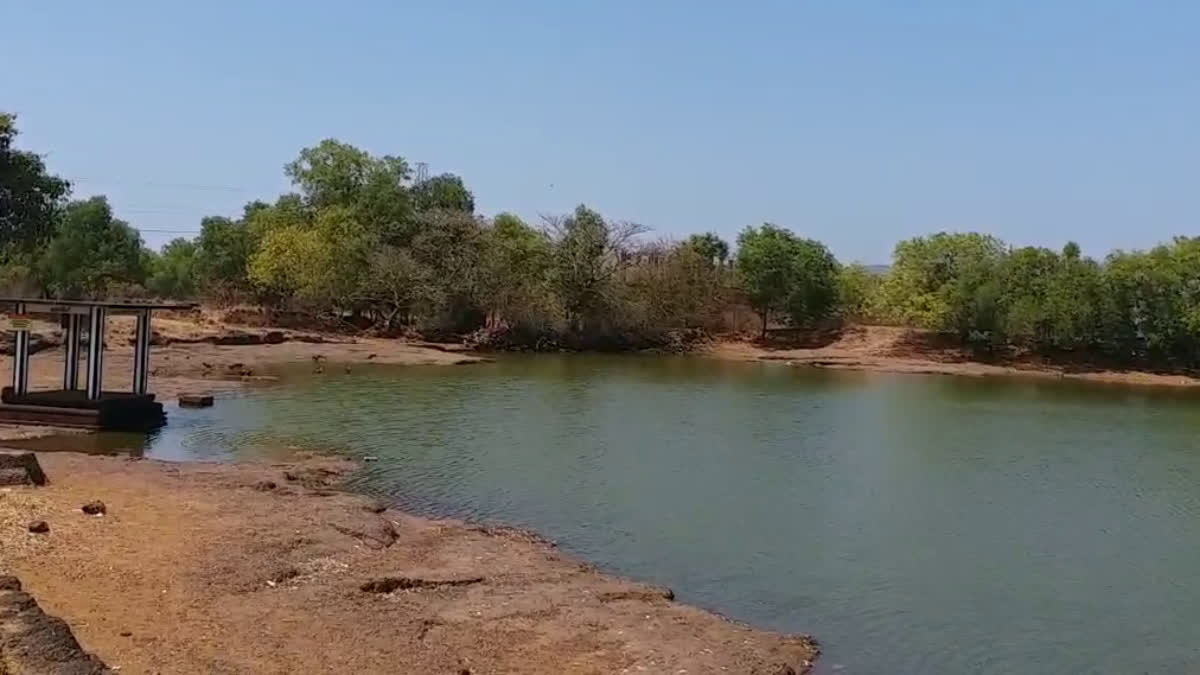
[[63, 313, 84, 390], [132, 309, 151, 395], [12, 302, 29, 396], [85, 307, 106, 400]]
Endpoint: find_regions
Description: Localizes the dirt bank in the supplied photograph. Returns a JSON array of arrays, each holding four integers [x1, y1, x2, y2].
[[0, 453, 816, 674], [9, 315, 482, 401], [708, 325, 1200, 388]]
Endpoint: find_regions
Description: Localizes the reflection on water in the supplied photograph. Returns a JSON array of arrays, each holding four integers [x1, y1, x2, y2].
[[20, 356, 1200, 674]]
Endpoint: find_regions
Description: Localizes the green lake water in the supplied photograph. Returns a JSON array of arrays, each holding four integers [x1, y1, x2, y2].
[[46, 356, 1200, 673]]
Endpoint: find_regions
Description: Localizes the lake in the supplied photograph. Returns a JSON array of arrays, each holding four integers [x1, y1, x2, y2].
[[46, 356, 1200, 673]]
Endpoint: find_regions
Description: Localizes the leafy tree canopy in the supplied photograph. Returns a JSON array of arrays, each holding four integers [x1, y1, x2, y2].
[[38, 197, 147, 298], [0, 113, 70, 257]]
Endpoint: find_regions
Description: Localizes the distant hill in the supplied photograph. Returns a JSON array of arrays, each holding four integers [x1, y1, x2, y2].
[[865, 264, 890, 276]]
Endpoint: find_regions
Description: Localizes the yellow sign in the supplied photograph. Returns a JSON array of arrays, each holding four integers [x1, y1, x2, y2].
[[5, 315, 32, 331]]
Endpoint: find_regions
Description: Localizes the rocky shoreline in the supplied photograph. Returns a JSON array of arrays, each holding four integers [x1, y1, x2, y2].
[[0, 575, 111, 674], [0, 452, 818, 674]]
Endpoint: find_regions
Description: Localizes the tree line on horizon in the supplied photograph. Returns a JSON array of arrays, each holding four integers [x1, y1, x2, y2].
[[3, 111, 1200, 366]]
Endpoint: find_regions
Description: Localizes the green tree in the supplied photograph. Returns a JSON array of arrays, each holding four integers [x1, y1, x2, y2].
[[194, 216, 253, 295], [38, 197, 148, 298], [837, 263, 881, 322], [1043, 242, 1103, 351], [483, 213, 553, 327], [411, 173, 475, 214], [877, 232, 1006, 336], [1096, 238, 1200, 364], [248, 205, 372, 314], [683, 232, 730, 266], [0, 113, 70, 257], [994, 246, 1060, 347], [735, 224, 839, 336], [247, 222, 319, 301], [786, 236, 840, 328], [147, 238, 199, 298], [548, 205, 645, 334], [285, 139, 413, 241]]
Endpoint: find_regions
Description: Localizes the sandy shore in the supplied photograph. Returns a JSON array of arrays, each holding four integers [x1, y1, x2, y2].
[[0, 453, 817, 674], [707, 324, 1200, 388]]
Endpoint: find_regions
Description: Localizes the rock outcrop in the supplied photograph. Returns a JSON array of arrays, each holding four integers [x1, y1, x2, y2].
[[0, 451, 47, 487], [0, 576, 111, 674]]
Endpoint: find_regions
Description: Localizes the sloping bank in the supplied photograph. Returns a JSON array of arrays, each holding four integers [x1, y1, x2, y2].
[[0, 453, 817, 674]]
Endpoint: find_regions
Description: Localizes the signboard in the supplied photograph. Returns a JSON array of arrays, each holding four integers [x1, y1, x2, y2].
[[23, 303, 91, 316], [4, 314, 32, 331]]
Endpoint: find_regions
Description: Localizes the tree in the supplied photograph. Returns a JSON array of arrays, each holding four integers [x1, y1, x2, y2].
[[285, 139, 413, 242], [0, 113, 70, 257], [38, 197, 148, 298], [147, 238, 198, 298], [411, 173, 475, 214], [409, 209, 489, 332], [286, 140, 382, 209], [994, 246, 1061, 347], [624, 242, 729, 335], [547, 205, 646, 334], [482, 213, 553, 327], [247, 222, 320, 301], [248, 205, 372, 314], [362, 245, 434, 331], [837, 263, 881, 322], [1042, 242, 1103, 351], [877, 232, 1006, 335], [735, 224, 840, 336], [1096, 238, 1200, 364], [684, 232, 730, 266], [786, 237, 840, 328], [194, 216, 253, 295]]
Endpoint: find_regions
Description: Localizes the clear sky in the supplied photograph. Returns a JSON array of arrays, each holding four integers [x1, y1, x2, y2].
[[3, 1, 1197, 262]]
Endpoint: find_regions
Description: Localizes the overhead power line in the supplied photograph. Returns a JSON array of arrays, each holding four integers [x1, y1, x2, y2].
[[69, 177, 251, 193]]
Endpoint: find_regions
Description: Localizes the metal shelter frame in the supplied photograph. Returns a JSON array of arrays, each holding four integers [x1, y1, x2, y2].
[[2, 298, 195, 400]]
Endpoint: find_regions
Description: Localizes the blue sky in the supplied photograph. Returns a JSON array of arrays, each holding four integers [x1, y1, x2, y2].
[[3, 1, 1197, 262]]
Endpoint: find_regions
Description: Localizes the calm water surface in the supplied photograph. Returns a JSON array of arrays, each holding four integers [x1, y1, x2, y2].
[[55, 356, 1200, 673]]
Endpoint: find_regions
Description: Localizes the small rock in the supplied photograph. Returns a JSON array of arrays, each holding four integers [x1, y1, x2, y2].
[[363, 455, 379, 462], [333, 518, 398, 549], [27, 520, 49, 534], [178, 394, 214, 408], [253, 480, 277, 491], [81, 500, 107, 515], [269, 566, 300, 584], [120, 631, 132, 637], [363, 499, 388, 514]]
